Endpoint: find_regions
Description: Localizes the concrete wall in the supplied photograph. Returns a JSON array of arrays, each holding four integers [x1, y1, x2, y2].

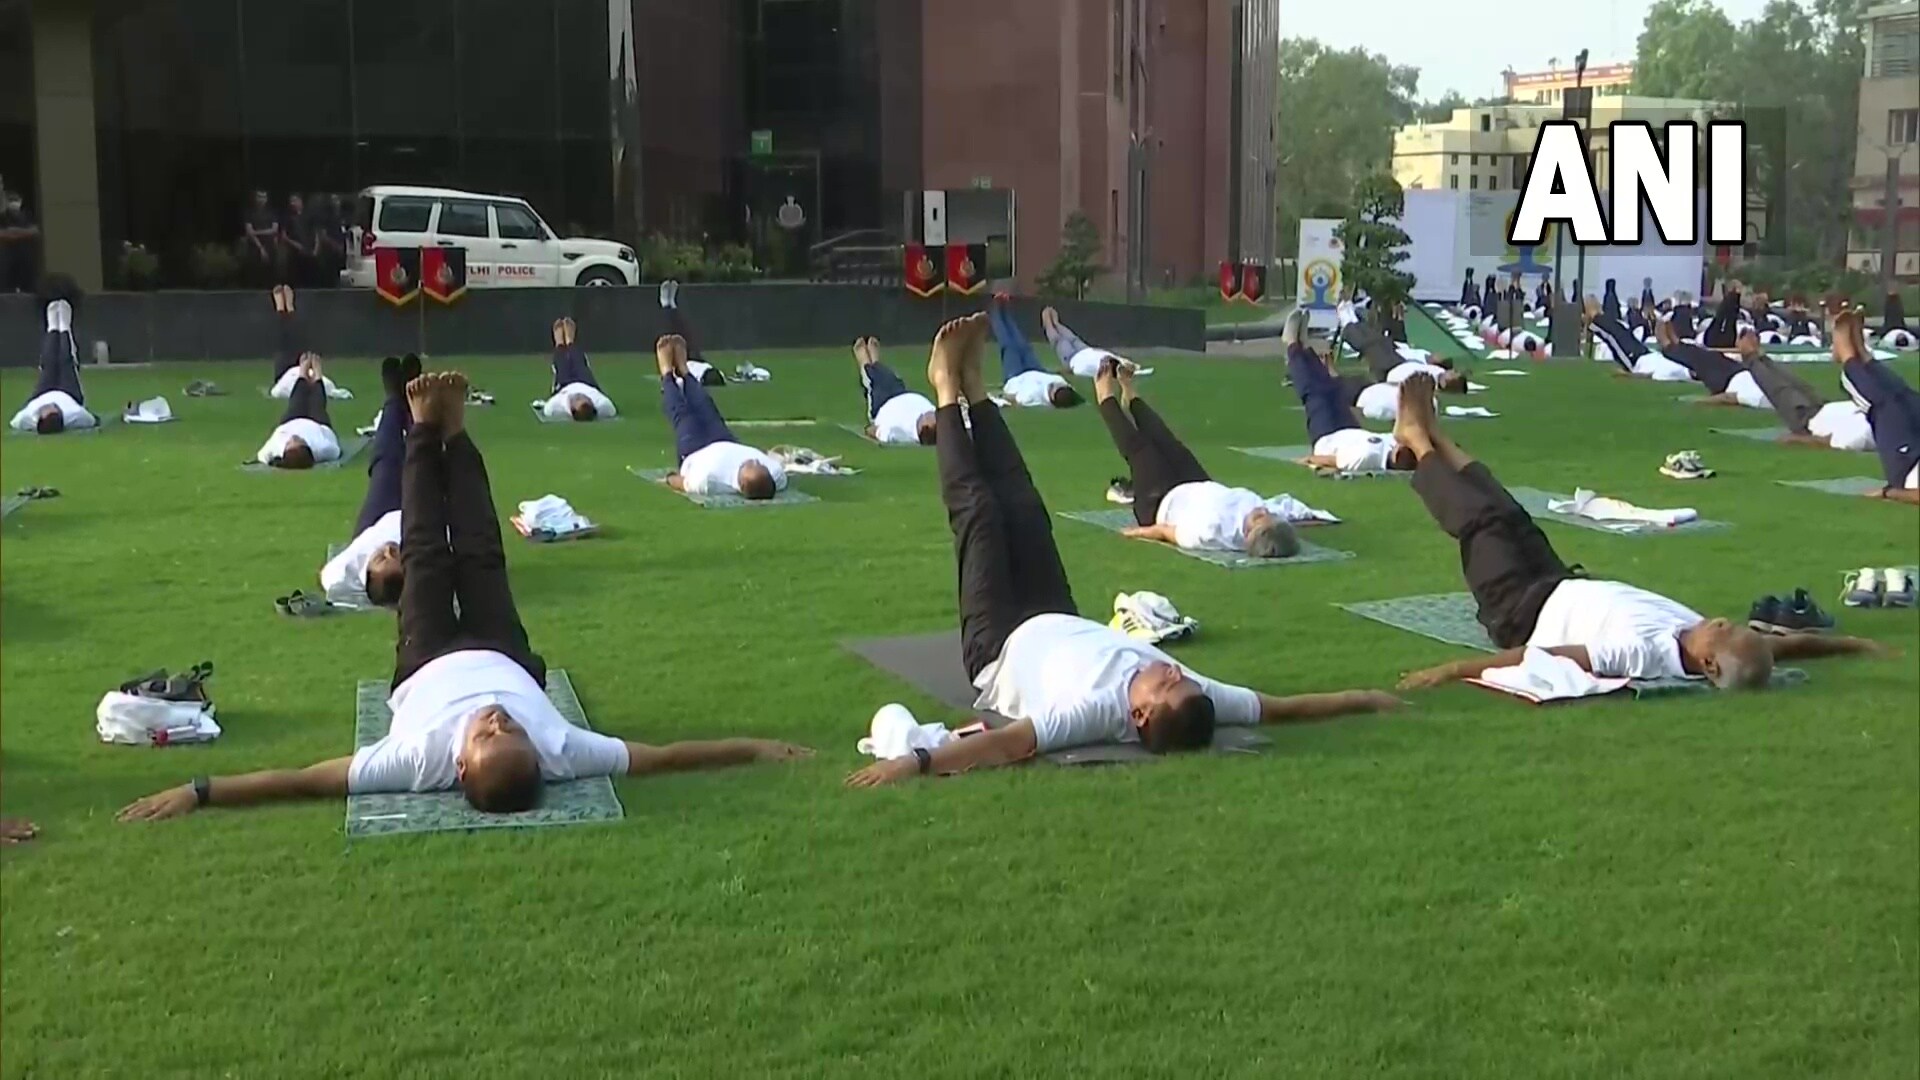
[[29, 0, 102, 291], [0, 286, 1204, 366]]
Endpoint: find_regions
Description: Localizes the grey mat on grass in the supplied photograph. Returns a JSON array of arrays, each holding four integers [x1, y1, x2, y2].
[[1507, 487, 1729, 535], [841, 631, 1268, 764], [628, 466, 819, 507], [348, 669, 622, 837], [1710, 426, 1790, 442], [837, 422, 922, 447], [1232, 445, 1408, 480], [1, 495, 25, 519], [731, 418, 817, 428], [1777, 476, 1887, 496], [1059, 508, 1353, 569], [7, 412, 115, 437], [1335, 592, 1805, 696], [240, 436, 369, 471]]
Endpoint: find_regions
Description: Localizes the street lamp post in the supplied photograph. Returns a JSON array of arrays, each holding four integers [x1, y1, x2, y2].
[[1570, 49, 1589, 305]]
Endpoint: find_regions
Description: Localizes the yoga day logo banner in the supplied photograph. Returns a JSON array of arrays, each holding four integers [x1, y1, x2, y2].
[[1295, 218, 1344, 330]]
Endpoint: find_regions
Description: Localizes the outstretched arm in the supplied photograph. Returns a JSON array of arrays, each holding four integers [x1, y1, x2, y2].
[[1872, 487, 1920, 506], [1122, 523, 1179, 544], [1257, 689, 1404, 724], [1397, 646, 1592, 690], [117, 757, 354, 822], [625, 739, 812, 776], [844, 720, 1038, 788], [1766, 634, 1892, 661], [1689, 393, 1740, 406]]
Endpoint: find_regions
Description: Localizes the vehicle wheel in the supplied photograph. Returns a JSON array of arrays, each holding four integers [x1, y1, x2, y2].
[[576, 268, 624, 287]]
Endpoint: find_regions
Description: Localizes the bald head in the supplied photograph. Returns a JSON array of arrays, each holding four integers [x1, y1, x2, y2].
[[1709, 628, 1775, 690]]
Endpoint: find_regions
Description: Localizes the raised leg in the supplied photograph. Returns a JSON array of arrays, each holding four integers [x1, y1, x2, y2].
[[1288, 343, 1361, 444], [988, 302, 1043, 380], [279, 375, 332, 427], [443, 431, 545, 686], [392, 420, 460, 688]]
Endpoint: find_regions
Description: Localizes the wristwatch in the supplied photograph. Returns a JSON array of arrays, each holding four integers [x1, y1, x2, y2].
[[911, 747, 932, 775], [191, 776, 212, 807]]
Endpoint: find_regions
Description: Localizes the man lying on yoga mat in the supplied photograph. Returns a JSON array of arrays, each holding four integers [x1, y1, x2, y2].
[[1874, 291, 1918, 351], [265, 288, 349, 400], [988, 293, 1083, 408], [658, 334, 786, 499], [1652, 320, 1749, 397], [1095, 361, 1300, 558], [1285, 312, 1415, 475], [9, 277, 96, 434], [1041, 305, 1146, 378], [854, 336, 936, 445], [1385, 374, 1889, 691], [844, 316, 1399, 788], [1688, 329, 1794, 411], [1832, 310, 1920, 504], [538, 317, 616, 422], [256, 353, 341, 468], [1337, 300, 1462, 385], [120, 373, 812, 822], [320, 354, 422, 606], [659, 279, 730, 385]]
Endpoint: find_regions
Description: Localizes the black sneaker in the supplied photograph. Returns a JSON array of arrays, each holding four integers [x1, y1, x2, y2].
[[1105, 477, 1135, 506], [1779, 588, 1835, 633], [1747, 595, 1784, 633]]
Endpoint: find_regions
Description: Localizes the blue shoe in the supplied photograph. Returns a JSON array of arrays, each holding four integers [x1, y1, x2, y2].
[[1782, 589, 1836, 633], [1747, 595, 1785, 633]]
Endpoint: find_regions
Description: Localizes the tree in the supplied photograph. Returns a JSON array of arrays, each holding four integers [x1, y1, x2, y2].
[[1036, 212, 1103, 299], [1275, 39, 1420, 262], [1334, 173, 1414, 310], [1417, 90, 1469, 125]]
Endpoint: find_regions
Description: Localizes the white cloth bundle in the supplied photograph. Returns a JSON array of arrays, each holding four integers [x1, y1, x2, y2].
[[733, 362, 772, 382], [1111, 591, 1198, 644], [856, 703, 955, 760], [1445, 405, 1499, 418], [96, 692, 221, 746], [124, 396, 172, 423], [770, 447, 856, 475], [1468, 648, 1630, 703], [1487, 369, 1529, 376], [515, 494, 594, 535], [1546, 488, 1697, 529], [1262, 493, 1341, 525]]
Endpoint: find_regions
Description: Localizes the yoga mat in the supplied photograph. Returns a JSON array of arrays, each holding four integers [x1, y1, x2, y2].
[[841, 631, 1269, 764], [731, 418, 817, 428], [1507, 487, 1729, 536], [1778, 476, 1887, 497], [6, 412, 115, 437], [348, 669, 623, 837], [837, 422, 922, 448], [1, 495, 26, 520], [1058, 509, 1354, 569], [531, 403, 625, 424], [1710, 426, 1790, 442], [627, 466, 819, 508], [1336, 592, 1806, 695], [1231, 445, 1409, 480], [240, 437, 369, 472]]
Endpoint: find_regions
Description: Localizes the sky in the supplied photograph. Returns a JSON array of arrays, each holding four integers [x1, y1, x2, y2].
[[1280, 0, 1777, 102]]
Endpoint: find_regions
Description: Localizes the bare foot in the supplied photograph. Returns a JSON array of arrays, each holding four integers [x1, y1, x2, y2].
[[1, 817, 38, 844], [1394, 373, 1438, 457], [284, 287, 295, 314], [664, 334, 689, 376], [929, 315, 988, 404], [1116, 361, 1137, 405], [655, 335, 682, 379], [436, 371, 470, 438], [864, 337, 880, 366], [1093, 358, 1118, 403], [406, 373, 441, 428], [562, 317, 577, 347], [1041, 306, 1061, 339], [953, 313, 991, 404], [553, 319, 566, 347]]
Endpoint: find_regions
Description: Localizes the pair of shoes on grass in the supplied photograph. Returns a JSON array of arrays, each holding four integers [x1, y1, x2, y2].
[[1748, 589, 1835, 634], [1659, 450, 1713, 480], [1842, 568, 1916, 609]]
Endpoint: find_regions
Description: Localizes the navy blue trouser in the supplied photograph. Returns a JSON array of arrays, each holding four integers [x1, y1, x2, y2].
[[1843, 358, 1920, 488], [550, 347, 599, 392], [1287, 342, 1361, 445], [33, 329, 83, 403], [355, 382, 410, 535], [989, 303, 1044, 380], [861, 361, 909, 420], [273, 312, 300, 382], [662, 371, 734, 462]]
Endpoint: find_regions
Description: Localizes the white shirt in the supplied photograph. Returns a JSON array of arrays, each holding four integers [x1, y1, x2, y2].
[[1003, 370, 1070, 407], [1065, 346, 1130, 378], [347, 650, 630, 793], [972, 614, 1261, 752], [1384, 361, 1449, 385], [10, 390, 95, 432], [1633, 351, 1694, 382], [320, 510, 401, 605], [1526, 579, 1701, 681], [542, 381, 616, 420], [256, 418, 341, 464], [1808, 401, 1874, 452], [1724, 370, 1769, 409], [873, 391, 936, 445], [1312, 427, 1396, 473], [1906, 463, 1918, 490], [270, 368, 347, 400], [686, 359, 716, 382], [1356, 381, 1399, 421], [1154, 481, 1265, 551], [681, 440, 787, 496]]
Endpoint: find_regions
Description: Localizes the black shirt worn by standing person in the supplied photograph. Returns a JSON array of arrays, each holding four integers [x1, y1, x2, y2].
[[243, 206, 278, 260], [0, 204, 38, 291]]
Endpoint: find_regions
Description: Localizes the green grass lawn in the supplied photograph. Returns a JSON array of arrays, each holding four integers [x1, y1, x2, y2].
[[1140, 285, 1280, 325], [3, 321, 1917, 1078]]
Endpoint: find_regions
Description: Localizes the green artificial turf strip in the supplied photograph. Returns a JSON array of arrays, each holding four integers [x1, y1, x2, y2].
[[3, 350, 1917, 1078]]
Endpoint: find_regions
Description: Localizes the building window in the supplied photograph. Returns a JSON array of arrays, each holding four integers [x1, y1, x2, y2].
[[1469, 153, 1479, 165], [1489, 176, 1499, 191], [1450, 153, 1460, 165], [1449, 175, 1459, 189], [1470, 175, 1479, 190], [1112, 0, 1125, 98], [1479, 114, 1491, 133], [1890, 108, 1920, 146], [1869, 15, 1918, 78]]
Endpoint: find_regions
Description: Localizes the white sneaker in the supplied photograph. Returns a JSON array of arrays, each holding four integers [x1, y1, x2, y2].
[[1842, 567, 1882, 608], [658, 280, 674, 309], [1883, 567, 1914, 608]]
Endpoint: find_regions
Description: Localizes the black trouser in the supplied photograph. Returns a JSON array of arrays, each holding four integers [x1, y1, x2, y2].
[[666, 305, 724, 384], [392, 425, 545, 689], [1342, 321, 1400, 383], [274, 311, 300, 382], [1668, 343, 1740, 395], [1703, 292, 1740, 348], [1411, 456, 1573, 649], [280, 377, 332, 427], [1099, 397, 1211, 526], [354, 379, 409, 535], [550, 346, 599, 392], [33, 327, 83, 403], [1590, 314, 1645, 372], [1746, 354, 1823, 435], [939, 401, 1078, 680]]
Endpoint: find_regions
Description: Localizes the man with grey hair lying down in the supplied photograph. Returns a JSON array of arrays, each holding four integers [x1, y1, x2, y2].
[[118, 372, 811, 823], [1387, 374, 1888, 691]]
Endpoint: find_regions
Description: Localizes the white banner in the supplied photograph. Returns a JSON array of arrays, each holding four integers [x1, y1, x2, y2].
[[1295, 219, 1345, 331]]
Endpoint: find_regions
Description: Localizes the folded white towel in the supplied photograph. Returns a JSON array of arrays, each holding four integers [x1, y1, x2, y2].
[[773, 448, 858, 475], [1468, 648, 1631, 703], [1484, 348, 1519, 360], [734, 362, 772, 382], [1467, 381, 1488, 392], [124, 396, 172, 423], [1445, 406, 1499, 418], [1487, 369, 1529, 376], [1547, 487, 1697, 528], [516, 494, 593, 534], [1261, 493, 1341, 525], [857, 703, 955, 759]]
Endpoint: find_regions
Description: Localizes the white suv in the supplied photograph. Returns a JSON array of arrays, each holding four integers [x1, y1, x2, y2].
[[347, 185, 638, 288]]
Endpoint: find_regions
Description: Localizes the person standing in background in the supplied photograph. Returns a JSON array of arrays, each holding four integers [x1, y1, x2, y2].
[[0, 185, 41, 294], [282, 193, 316, 288], [240, 190, 280, 288], [313, 194, 347, 288]]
